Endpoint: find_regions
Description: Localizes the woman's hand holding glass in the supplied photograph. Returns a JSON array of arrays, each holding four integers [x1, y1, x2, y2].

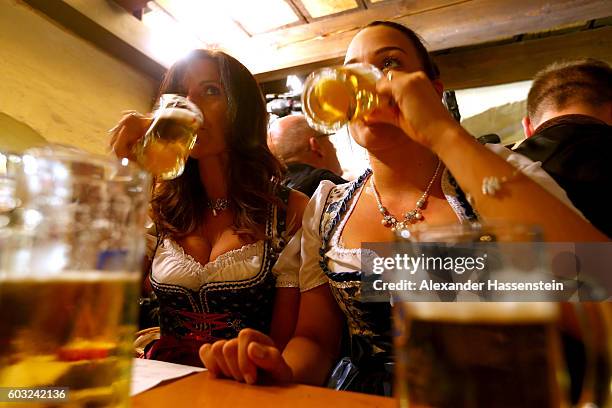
[[374, 69, 461, 153], [108, 111, 152, 160], [199, 328, 293, 385]]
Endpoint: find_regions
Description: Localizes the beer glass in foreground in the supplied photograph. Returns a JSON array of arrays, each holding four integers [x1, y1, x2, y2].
[[394, 302, 564, 408], [132, 94, 203, 180], [393, 223, 567, 408], [0, 145, 150, 407]]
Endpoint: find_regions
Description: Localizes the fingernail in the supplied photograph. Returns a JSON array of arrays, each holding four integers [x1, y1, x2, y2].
[[251, 344, 266, 359], [200, 343, 210, 355], [244, 374, 255, 385]]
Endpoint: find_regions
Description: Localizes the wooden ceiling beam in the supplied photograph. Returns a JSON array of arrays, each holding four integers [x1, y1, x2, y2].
[[255, 57, 342, 83], [25, 0, 612, 88], [248, 0, 455, 52], [436, 25, 612, 90], [356, 0, 369, 10], [243, 0, 612, 75], [287, 0, 311, 23], [256, 25, 612, 91], [109, 0, 149, 13]]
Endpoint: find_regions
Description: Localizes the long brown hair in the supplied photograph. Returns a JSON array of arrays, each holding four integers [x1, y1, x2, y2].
[[150, 49, 283, 239]]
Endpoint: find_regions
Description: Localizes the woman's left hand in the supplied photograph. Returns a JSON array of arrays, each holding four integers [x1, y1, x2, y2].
[[375, 70, 461, 152], [199, 329, 293, 385]]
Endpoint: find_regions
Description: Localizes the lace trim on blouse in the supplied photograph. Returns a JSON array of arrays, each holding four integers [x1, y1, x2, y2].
[[152, 239, 266, 291], [330, 174, 369, 256], [165, 238, 263, 274]]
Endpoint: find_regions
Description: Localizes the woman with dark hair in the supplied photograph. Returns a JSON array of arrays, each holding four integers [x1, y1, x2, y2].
[[199, 21, 607, 394], [110, 49, 308, 367]]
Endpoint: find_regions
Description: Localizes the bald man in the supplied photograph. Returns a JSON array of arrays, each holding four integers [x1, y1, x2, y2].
[[268, 114, 346, 197]]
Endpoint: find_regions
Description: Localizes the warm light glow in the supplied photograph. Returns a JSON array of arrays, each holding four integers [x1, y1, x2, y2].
[[142, 0, 301, 70], [23, 208, 43, 230], [154, 0, 248, 48], [301, 0, 358, 18], [51, 161, 69, 181], [286, 75, 303, 95], [22, 155, 37, 175], [142, 1, 204, 66], [0, 153, 6, 176], [226, 0, 299, 34]]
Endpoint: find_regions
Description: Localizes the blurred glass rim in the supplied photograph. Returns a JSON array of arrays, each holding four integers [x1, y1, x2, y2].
[[153, 93, 204, 125], [0, 150, 22, 175], [304, 62, 383, 81], [395, 222, 544, 242], [3, 144, 150, 182]]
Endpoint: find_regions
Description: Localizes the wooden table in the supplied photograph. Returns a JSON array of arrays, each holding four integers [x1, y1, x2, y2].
[[132, 371, 395, 408]]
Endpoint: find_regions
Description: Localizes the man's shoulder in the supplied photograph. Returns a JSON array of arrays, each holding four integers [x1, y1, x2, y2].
[[287, 162, 346, 184], [309, 167, 347, 183], [285, 162, 316, 174], [515, 119, 612, 163], [283, 162, 348, 197]]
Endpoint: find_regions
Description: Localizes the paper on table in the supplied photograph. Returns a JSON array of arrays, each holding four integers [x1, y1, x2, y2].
[[130, 358, 206, 396]]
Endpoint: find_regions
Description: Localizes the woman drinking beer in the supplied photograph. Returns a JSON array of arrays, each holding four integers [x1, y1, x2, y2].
[[199, 21, 608, 395], [110, 49, 308, 367]]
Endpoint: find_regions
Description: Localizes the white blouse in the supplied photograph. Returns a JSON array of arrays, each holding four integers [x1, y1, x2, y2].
[[148, 237, 299, 291]]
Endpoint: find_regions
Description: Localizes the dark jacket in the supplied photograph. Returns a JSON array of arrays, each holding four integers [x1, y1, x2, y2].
[[282, 162, 347, 197], [514, 114, 611, 237]]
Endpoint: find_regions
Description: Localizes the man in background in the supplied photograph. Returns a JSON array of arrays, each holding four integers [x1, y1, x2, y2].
[[268, 114, 346, 197], [515, 60, 611, 405], [515, 58, 611, 237]]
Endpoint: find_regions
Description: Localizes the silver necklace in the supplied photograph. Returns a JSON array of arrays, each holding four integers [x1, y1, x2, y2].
[[207, 198, 230, 216], [370, 160, 442, 232]]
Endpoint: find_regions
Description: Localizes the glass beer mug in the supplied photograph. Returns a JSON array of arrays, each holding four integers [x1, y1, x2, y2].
[[132, 94, 203, 180], [0, 145, 150, 407], [392, 223, 569, 408], [301, 63, 383, 133]]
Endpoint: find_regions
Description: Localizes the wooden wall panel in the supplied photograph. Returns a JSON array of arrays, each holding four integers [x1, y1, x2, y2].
[[0, 1, 157, 154]]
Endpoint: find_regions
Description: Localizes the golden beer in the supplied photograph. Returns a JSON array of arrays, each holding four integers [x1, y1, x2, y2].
[[0, 272, 139, 408], [394, 302, 567, 408], [133, 107, 200, 180], [302, 63, 382, 133], [0, 145, 149, 407]]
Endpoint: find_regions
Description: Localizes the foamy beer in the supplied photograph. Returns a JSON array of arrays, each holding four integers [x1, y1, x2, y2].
[[0, 145, 150, 407], [302, 63, 382, 134], [394, 302, 566, 408], [133, 94, 203, 180]]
